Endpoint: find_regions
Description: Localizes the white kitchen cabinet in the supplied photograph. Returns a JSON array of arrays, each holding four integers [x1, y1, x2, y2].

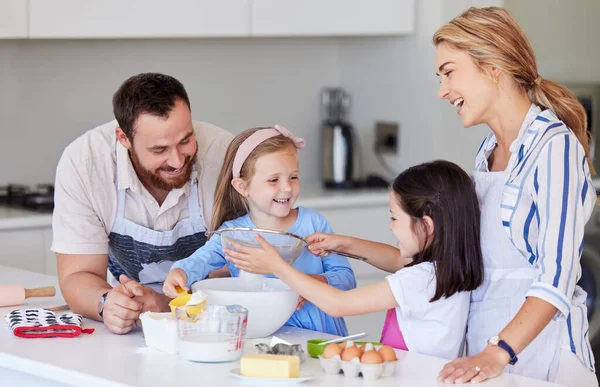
[[0, 0, 28, 38], [251, 0, 415, 37], [28, 0, 250, 39], [0, 228, 46, 273]]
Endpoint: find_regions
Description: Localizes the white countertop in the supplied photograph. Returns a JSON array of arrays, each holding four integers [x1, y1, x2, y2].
[[295, 180, 389, 209], [0, 206, 52, 230], [0, 180, 389, 231], [0, 266, 561, 387]]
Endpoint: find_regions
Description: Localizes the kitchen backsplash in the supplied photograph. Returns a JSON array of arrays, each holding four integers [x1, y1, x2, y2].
[[2, 0, 598, 186], [0, 38, 341, 185]]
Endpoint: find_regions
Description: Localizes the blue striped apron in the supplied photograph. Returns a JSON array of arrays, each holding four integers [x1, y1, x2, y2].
[[107, 153, 208, 293]]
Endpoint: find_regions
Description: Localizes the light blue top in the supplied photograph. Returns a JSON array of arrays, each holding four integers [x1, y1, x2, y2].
[[171, 206, 357, 336]]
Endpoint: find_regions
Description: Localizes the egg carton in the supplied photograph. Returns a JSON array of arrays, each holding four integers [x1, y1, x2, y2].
[[318, 355, 398, 381]]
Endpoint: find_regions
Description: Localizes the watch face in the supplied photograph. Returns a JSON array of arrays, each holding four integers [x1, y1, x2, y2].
[[488, 335, 500, 345], [98, 292, 108, 316]]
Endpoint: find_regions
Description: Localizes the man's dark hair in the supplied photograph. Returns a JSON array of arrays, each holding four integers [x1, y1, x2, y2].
[[112, 73, 191, 140]]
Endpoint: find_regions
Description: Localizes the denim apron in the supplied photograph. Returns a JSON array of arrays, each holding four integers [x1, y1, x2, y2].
[[468, 170, 562, 381], [107, 151, 208, 293]]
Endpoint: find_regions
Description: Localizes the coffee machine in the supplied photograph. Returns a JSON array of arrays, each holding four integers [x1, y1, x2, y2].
[[321, 88, 363, 189]]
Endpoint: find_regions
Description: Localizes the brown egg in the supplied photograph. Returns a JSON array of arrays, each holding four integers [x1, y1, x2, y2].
[[378, 345, 397, 362], [322, 343, 343, 359], [338, 340, 354, 349], [361, 350, 384, 364], [341, 346, 362, 361]]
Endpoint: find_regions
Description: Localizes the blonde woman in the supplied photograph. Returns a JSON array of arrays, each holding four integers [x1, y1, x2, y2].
[[434, 7, 597, 386]]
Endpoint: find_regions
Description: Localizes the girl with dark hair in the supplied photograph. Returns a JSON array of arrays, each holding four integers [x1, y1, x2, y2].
[[225, 160, 484, 360]]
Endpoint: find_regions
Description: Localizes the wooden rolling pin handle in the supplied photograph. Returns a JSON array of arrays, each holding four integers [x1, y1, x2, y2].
[[47, 304, 70, 312], [24, 286, 56, 299]]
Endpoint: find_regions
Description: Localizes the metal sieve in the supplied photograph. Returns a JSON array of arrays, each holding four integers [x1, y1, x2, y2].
[[208, 227, 367, 263]]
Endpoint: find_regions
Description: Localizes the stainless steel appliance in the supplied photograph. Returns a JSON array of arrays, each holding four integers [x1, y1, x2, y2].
[[0, 184, 54, 212], [580, 191, 600, 343], [566, 85, 600, 340], [579, 193, 600, 384], [568, 84, 600, 172], [320, 88, 363, 189]]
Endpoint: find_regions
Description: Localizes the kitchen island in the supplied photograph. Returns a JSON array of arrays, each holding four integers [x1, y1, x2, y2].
[[0, 266, 562, 386]]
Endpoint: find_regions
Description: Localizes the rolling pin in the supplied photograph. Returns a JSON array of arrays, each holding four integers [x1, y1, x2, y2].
[[0, 284, 56, 307]]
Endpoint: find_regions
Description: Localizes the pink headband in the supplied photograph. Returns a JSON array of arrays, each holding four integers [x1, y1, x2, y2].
[[232, 125, 305, 178]]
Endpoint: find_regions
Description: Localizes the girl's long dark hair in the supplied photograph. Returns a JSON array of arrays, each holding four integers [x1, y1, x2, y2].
[[393, 160, 484, 301]]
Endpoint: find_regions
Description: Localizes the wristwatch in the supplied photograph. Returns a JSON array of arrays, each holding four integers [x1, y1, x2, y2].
[[98, 291, 109, 318], [488, 335, 518, 365]]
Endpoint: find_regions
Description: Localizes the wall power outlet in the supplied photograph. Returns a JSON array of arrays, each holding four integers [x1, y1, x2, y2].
[[374, 121, 399, 154]]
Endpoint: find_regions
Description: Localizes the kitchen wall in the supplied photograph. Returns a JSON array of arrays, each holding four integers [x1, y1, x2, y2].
[[338, 0, 502, 177], [0, 38, 340, 185], [1, 0, 597, 185], [505, 0, 600, 85]]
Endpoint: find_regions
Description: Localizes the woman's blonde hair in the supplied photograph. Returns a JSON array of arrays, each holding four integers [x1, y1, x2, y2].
[[210, 127, 298, 232], [433, 6, 595, 173]]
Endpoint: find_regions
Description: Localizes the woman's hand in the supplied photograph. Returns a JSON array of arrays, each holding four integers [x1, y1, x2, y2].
[[224, 234, 287, 275], [305, 232, 347, 257], [438, 346, 510, 384]]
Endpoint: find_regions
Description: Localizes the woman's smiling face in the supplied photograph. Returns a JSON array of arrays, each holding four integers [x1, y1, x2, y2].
[[436, 42, 499, 128]]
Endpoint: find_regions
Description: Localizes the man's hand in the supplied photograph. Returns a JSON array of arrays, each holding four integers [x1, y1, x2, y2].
[[102, 275, 171, 334], [133, 287, 171, 314], [101, 275, 144, 334], [119, 274, 170, 313]]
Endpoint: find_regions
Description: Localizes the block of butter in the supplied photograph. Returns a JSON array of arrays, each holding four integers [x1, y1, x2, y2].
[[240, 353, 300, 378]]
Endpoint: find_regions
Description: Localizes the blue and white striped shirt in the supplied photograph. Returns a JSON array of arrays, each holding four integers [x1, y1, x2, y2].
[[475, 104, 597, 371]]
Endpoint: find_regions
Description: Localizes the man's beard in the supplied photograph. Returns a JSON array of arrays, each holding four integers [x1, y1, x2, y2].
[[129, 148, 197, 192]]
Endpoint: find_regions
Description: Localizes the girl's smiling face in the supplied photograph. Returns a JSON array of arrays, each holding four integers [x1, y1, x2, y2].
[[236, 147, 300, 228], [389, 192, 426, 259]]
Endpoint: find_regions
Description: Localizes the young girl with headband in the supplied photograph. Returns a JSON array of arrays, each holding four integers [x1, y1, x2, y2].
[[163, 125, 356, 336]]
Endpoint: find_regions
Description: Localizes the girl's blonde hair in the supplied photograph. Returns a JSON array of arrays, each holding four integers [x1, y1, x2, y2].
[[210, 127, 298, 232], [433, 6, 595, 174]]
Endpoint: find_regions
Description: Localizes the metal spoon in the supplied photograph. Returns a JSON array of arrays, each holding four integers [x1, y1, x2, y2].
[[327, 250, 368, 262], [318, 332, 368, 345]]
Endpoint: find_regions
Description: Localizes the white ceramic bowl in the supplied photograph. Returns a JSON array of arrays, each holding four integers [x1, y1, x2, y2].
[[192, 277, 299, 339]]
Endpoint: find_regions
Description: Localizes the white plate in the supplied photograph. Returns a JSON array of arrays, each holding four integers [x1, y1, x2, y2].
[[230, 369, 314, 384]]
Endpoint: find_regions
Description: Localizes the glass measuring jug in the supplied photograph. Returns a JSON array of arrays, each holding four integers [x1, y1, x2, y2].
[[175, 304, 248, 363]]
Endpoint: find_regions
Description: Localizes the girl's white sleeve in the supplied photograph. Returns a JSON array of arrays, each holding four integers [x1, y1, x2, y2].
[[385, 262, 436, 318]]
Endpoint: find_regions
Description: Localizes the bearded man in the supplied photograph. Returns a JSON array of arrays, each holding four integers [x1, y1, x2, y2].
[[52, 73, 233, 334]]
